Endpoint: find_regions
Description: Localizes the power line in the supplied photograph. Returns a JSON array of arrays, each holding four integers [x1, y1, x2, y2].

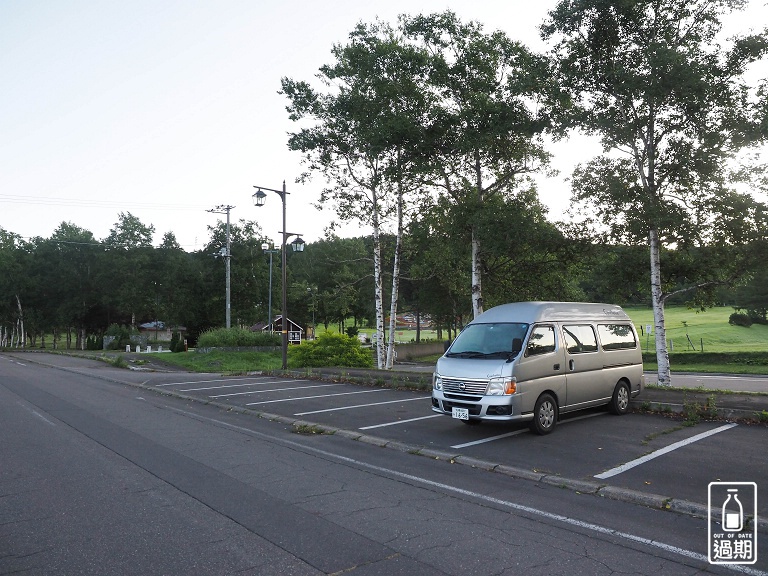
[[0, 194, 210, 211]]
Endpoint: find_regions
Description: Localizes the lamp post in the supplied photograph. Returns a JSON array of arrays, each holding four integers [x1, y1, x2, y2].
[[307, 286, 316, 340], [252, 181, 305, 369], [261, 242, 279, 334], [207, 204, 234, 328]]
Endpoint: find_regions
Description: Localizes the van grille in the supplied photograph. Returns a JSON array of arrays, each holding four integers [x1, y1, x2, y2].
[[441, 377, 487, 395], [442, 400, 482, 415]]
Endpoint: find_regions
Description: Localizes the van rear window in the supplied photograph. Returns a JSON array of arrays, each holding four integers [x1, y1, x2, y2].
[[597, 324, 637, 350]]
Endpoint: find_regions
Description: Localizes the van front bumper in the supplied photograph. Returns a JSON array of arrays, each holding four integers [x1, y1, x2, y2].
[[431, 392, 533, 422]]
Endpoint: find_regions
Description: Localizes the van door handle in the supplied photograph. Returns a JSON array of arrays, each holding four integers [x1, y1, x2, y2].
[[569, 359, 575, 371], [553, 363, 560, 370]]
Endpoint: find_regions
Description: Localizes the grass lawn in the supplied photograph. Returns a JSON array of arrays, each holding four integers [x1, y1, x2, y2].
[[145, 350, 282, 372], [624, 305, 768, 353], [142, 305, 767, 375]]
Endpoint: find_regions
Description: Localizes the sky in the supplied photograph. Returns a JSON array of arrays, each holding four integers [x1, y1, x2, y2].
[[1, 1, 766, 251]]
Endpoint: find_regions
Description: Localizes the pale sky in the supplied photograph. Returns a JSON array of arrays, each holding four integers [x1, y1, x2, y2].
[[1, 1, 766, 250]]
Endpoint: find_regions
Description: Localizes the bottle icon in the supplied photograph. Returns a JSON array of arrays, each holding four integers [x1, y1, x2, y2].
[[722, 489, 743, 532]]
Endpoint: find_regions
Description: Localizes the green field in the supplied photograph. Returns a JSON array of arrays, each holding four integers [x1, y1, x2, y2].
[[624, 306, 768, 353], [336, 306, 768, 353]]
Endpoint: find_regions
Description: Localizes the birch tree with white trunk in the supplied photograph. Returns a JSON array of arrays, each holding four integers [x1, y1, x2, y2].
[[543, 0, 768, 385]]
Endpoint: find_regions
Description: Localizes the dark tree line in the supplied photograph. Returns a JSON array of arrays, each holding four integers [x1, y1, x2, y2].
[[2, 212, 765, 349]]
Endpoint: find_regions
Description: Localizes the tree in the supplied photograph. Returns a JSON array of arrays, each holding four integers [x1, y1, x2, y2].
[[402, 11, 554, 319], [542, 0, 768, 385], [103, 212, 157, 326], [203, 219, 269, 328], [0, 228, 29, 347], [32, 223, 102, 349], [282, 19, 433, 368]]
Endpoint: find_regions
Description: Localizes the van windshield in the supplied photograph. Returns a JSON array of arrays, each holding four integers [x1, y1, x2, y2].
[[446, 323, 530, 359]]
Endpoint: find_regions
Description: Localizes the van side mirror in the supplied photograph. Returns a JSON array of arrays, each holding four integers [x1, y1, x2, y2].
[[511, 338, 522, 354]]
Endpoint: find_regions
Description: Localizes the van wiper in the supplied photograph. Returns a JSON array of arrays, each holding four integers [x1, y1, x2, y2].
[[446, 350, 488, 358], [505, 351, 521, 363]]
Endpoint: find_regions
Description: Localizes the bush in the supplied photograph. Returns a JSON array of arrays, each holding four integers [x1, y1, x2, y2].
[[729, 312, 753, 327], [105, 323, 140, 350], [345, 326, 360, 338], [197, 327, 281, 348], [170, 331, 187, 353], [288, 332, 374, 368]]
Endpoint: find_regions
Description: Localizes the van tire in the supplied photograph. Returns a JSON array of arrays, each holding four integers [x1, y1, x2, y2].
[[609, 381, 631, 415], [530, 393, 557, 435]]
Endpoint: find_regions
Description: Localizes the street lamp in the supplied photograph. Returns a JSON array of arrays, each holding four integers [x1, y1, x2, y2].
[[307, 286, 317, 340], [252, 181, 304, 369], [261, 242, 279, 334]]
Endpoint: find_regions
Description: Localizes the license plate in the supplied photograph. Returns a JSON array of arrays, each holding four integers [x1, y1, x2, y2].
[[452, 407, 469, 420]]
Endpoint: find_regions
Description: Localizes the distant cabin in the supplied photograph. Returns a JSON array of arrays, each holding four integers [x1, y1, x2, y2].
[[250, 315, 303, 344], [138, 321, 185, 341]]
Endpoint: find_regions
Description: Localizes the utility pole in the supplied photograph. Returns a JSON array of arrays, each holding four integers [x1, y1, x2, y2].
[[207, 205, 235, 328]]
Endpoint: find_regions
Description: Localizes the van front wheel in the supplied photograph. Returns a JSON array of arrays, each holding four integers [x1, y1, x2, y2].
[[609, 381, 631, 415], [530, 393, 557, 435]]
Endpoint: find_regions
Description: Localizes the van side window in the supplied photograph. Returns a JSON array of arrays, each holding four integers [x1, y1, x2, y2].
[[597, 324, 637, 350], [526, 325, 556, 356], [563, 325, 598, 354]]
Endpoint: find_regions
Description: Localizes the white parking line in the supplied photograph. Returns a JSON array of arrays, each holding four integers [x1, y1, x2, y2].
[[294, 396, 430, 416], [245, 389, 386, 406], [154, 376, 273, 387], [179, 379, 299, 392], [452, 430, 528, 448], [450, 412, 606, 449], [594, 423, 738, 479], [360, 414, 442, 430], [211, 383, 342, 398]]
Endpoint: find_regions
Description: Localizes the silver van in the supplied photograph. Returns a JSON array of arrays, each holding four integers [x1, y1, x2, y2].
[[431, 302, 643, 434]]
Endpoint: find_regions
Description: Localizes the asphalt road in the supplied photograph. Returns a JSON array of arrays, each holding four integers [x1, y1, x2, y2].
[[2, 352, 766, 575]]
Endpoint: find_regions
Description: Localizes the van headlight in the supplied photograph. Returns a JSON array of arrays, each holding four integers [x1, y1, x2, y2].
[[486, 377, 516, 396], [433, 374, 443, 391]]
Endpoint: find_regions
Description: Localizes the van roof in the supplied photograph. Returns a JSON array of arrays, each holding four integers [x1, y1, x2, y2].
[[472, 301, 631, 324]]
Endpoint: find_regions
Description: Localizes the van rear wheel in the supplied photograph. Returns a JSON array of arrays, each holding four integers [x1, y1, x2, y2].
[[530, 393, 557, 435], [609, 381, 631, 415]]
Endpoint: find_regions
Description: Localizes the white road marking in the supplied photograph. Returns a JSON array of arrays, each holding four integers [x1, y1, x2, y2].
[[595, 423, 739, 479], [163, 406, 767, 576], [245, 389, 385, 406], [295, 396, 429, 416], [154, 376, 275, 387], [179, 380, 308, 392], [17, 402, 56, 426], [452, 429, 528, 448], [210, 384, 342, 398], [450, 412, 605, 448], [359, 415, 442, 430]]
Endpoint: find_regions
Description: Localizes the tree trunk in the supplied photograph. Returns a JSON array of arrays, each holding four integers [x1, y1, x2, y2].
[[385, 183, 404, 369], [371, 191, 386, 370], [471, 149, 484, 318], [15, 295, 25, 348], [649, 228, 671, 385]]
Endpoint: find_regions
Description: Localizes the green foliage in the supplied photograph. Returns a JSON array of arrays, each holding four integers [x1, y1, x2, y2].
[[729, 312, 753, 327], [170, 331, 187, 353], [146, 350, 282, 372], [104, 323, 139, 350], [196, 327, 280, 348], [288, 332, 374, 368], [345, 326, 359, 338], [85, 335, 101, 350]]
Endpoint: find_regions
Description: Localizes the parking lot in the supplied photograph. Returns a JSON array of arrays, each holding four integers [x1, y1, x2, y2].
[[142, 371, 767, 517]]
